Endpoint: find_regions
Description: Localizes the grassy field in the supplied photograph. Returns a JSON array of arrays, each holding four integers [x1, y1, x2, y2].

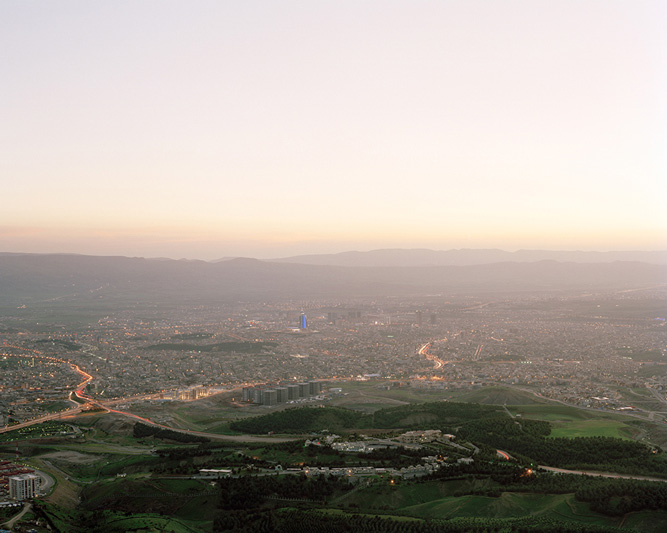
[[74, 476, 218, 530], [549, 419, 633, 439], [326, 383, 548, 412], [622, 510, 667, 533], [328, 381, 445, 407], [344, 481, 629, 529], [503, 403, 641, 440], [445, 386, 548, 405], [94, 514, 208, 533], [41, 504, 210, 533], [507, 404, 596, 421]]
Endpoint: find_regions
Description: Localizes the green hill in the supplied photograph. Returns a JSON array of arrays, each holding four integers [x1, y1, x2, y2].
[[453, 386, 547, 405], [229, 406, 362, 434]]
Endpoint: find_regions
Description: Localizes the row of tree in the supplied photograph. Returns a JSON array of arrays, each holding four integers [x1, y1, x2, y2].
[[133, 422, 209, 443], [229, 406, 361, 433], [213, 508, 621, 532], [217, 473, 351, 510]]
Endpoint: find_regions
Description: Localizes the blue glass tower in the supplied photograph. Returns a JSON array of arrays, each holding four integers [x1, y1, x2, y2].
[[299, 313, 307, 329]]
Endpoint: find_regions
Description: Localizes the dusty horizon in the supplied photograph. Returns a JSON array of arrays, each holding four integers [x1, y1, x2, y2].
[[2, 1, 665, 261]]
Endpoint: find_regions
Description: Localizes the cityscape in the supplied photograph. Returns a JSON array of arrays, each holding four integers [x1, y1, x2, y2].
[[1, 0, 665, 531], [0, 269, 666, 530], [3, 287, 666, 422]]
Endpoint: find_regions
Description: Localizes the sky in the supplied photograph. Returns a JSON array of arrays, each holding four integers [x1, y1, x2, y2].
[[1, 0, 666, 260]]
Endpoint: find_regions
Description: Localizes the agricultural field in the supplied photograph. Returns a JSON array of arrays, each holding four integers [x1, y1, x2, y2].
[[549, 419, 633, 439]]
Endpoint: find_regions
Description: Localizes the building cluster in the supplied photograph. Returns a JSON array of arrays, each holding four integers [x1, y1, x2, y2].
[[242, 380, 325, 406], [0, 352, 79, 425], [397, 430, 455, 443], [152, 386, 211, 401], [300, 461, 441, 479], [1, 288, 665, 421], [0, 461, 39, 501]]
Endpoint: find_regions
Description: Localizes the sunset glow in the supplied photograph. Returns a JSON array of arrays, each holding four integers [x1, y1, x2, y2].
[[2, 1, 665, 259]]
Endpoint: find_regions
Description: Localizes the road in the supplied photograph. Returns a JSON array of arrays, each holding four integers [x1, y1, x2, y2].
[[32, 467, 56, 495], [539, 465, 667, 483], [1, 502, 32, 530], [417, 342, 445, 370], [513, 386, 667, 425], [0, 406, 83, 434], [2, 360, 295, 443]]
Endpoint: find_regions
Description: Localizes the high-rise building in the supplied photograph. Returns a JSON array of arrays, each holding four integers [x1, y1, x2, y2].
[[252, 388, 264, 404], [275, 387, 288, 403], [9, 473, 38, 500], [242, 387, 254, 402], [287, 384, 299, 400], [308, 380, 322, 396], [299, 313, 307, 329], [298, 382, 309, 398], [262, 389, 277, 406]]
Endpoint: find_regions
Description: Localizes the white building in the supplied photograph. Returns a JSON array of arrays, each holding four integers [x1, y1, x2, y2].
[[398, 429, 442, 443], [9, 473, 39, 500]]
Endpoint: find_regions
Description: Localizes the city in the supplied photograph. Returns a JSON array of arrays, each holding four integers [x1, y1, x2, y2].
[[3, 288, 666, 430], [2, 1, 665, 530]]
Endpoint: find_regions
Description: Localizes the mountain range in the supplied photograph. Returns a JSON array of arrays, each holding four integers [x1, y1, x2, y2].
[[0, 250, 665, 313], [267, 248, 667, 267]]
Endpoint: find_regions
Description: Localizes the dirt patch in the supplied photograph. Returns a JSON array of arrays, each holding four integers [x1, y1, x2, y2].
[[92, 414, 135, 435], [41, 451, 103, 464]]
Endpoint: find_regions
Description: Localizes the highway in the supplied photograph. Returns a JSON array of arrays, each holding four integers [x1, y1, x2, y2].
[[1, 356, 297, 443], [538, 465, 667, 484], [417, 342, 446, 370]]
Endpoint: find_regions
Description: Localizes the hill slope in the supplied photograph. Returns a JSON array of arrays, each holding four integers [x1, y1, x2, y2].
[[0, 253, 664, 313]]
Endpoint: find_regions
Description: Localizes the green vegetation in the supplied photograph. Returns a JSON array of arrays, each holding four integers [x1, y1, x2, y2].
[[451, 386, 547, 405], [143, 341, 277, 353], [230, 402, 666, 476], [216, 507, 624, 532], [34, 338, 81, 351], [576, 478, 667, 516], [11, 387, 667, 532], [509, 404, 594, 421], [370, 400, 507, 429], [35, 499, 212, 532], [133, 422, 210, 443], [172, 332, 214, 340], [549, 419, 631, 439], [218, 474, 351, 510], [0, 421, 77, 442], [230, 406, 361, 434], [622, 510, 667, 533]]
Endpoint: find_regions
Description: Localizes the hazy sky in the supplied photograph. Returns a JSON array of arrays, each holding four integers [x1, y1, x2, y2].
[[2, 1, 665, 259]]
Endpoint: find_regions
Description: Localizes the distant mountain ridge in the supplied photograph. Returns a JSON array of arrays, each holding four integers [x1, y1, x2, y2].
[[0, 253, 665, 313], [269, 248, 667, 267]]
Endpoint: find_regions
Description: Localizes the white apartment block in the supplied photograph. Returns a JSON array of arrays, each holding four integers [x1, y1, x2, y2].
[[9, 473, 39, 500]]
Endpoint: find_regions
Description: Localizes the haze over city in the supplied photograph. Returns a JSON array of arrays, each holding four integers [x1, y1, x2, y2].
[[2, 0, 665, 259], [3, 4, 667, 530]]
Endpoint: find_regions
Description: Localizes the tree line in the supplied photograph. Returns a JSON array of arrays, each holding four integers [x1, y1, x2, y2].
[[133, 422, 209, 443]]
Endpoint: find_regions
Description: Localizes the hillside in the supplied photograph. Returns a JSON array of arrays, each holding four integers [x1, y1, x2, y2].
[[271, 248, 667, 267], [1, 253, 664, 316]]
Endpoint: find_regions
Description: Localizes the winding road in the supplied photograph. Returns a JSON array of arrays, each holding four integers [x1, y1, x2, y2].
[[538, 465, 667, 484]]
